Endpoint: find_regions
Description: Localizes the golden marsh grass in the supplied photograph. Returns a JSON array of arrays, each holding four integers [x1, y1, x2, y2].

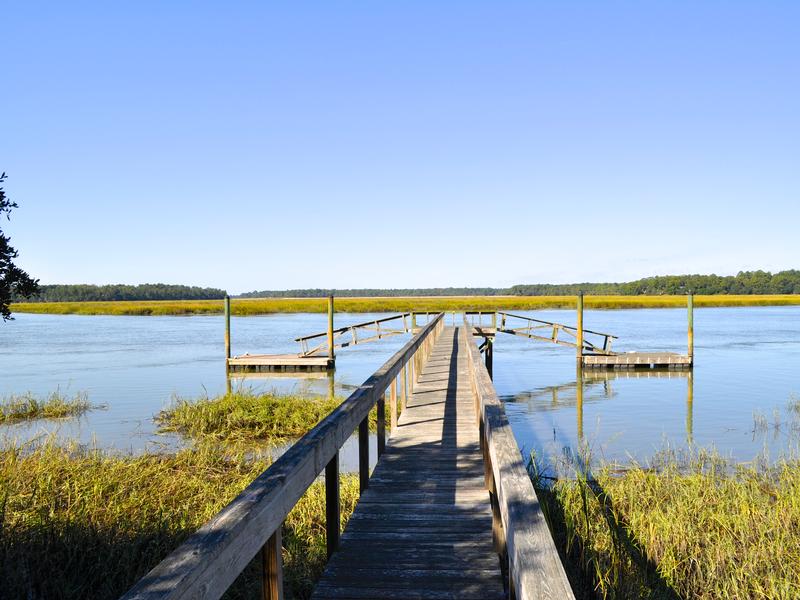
[[11, 294, 800, 316]]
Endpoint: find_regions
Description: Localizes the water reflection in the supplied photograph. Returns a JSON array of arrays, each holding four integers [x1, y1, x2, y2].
[[505, 367, 696, 468]]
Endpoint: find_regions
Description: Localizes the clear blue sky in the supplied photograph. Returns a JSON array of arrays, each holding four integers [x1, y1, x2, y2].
[[3, 2, 799, 293]]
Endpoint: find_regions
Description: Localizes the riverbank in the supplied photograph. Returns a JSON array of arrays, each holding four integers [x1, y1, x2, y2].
[[10, 294, 800, 316]]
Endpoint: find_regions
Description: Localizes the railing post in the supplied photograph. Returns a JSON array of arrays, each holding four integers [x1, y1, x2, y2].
[[401, 364, 408, 412], [358, 417, 369, 493], [485, 338, 493, 379], [224, 295, 231, 361], [325, 452, 340, 558], [260, 527, 284, 600], [390, 378, 398, 432], [377, 393, 386, 457]]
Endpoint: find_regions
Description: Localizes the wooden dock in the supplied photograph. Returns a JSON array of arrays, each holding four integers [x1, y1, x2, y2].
[[582, 352, 692, 369], [226, 353, 334, 373], [313, 327, 504, 599], [124, 315, 574, 600]]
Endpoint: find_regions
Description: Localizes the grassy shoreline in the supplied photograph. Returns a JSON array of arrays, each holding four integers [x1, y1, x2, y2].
[[533, 455, 800, 599], [0, 439, 359, 600], [10, 294, 800, 316]]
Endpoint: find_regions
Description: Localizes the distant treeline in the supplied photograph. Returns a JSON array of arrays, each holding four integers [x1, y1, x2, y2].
[[14, 271, 800, 303], [237, 287, 509, 298], [18, 284, 227, 303], [243, 271, 800, 298], [509, 270, 800, 296]]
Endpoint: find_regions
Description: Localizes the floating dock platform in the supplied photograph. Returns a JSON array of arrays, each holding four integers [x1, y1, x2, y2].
[[227, 353, 334, 373], [582, 352, 692, 369]]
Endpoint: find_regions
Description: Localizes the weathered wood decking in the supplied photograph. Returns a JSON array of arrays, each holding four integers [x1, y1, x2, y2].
[[313, 327, 505, 599]]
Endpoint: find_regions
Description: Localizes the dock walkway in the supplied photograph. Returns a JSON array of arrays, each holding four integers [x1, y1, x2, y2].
[[313, 327, 505, 599]]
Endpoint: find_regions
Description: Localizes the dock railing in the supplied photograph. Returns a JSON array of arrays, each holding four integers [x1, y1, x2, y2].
[[122, 313, 445, 600], [462, 317, 575, 600]]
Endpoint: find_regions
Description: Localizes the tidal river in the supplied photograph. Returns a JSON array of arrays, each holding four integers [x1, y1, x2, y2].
[[1, 307, 798, 471]]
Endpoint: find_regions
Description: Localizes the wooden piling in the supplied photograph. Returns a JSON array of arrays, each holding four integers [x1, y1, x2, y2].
[[688, 293, 694, 364], [224, 295, 231, 360], [576, 292, 584, 363], [327, 296, 335, 359]]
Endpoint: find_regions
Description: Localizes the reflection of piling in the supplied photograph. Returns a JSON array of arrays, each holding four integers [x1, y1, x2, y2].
[[224, 295, 231, 360], [688, 293, 694, 365], [327, 296, 335, 358], [576, 364, 584, 442], [687, 370, 694, 445], [576, 293, 584, 364], [327, 372, 336, 403]]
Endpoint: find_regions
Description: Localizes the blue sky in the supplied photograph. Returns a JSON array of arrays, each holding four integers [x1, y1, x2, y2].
[[3, 2, 799, 293]]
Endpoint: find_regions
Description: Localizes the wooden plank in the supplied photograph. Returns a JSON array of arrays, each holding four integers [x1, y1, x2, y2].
[[312, 327, 504, 600]]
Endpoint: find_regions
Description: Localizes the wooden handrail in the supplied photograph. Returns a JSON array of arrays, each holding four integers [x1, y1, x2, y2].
[[122, 313, 445, 600], [498, 311, 617, 339], [462, 318, 575, 600], [294, 313, 412, 342]]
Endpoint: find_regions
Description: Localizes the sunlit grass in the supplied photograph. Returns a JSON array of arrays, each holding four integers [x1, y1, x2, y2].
[[0, 390, 95, 423], [532, 451, 800, 599], [0, 438, 359, 599], [10, 294, 800, 316], [157, 389, 389, 442]]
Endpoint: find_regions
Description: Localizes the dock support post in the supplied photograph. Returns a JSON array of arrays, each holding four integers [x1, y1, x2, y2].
[[260, 526, 283, 600], [325, 452, 340, 558], [224, 295, 231, 361], [328, 295, 335, 359], [401, 364, 408, 413], [411, 312, 417, 331], [576, 292, 584, 365], [688, 293, 694, 365], [377, 393, 386, 457], [485, 339, 493, 380], [358, 417, 369, 493], [390, 377, 398, 432]]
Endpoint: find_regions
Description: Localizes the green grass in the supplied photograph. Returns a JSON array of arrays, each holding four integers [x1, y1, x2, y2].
[[11, 294, 800, 316], [157, 389, 389, 442], [532, 453, 800, 599], [0, 438, 359, 600], [0, 390, 95, 423]]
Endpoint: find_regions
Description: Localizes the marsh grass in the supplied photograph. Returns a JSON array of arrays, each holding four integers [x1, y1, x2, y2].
[[157, 389, 388, 442], [532, 452, 800, 599], [0, 390, 96, 423], [11, 294, 800, 316], [0, 438, 359, 599]]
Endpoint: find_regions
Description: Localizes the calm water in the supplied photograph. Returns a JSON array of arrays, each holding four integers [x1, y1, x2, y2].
[[1, 308, 798, 470]]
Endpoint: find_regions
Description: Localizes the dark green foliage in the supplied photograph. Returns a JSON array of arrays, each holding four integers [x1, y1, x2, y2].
[[239, 271, 800, 299], [238, 287, 510, 298], [22, 283, 226, 303], [0, 173, 39, 320], [510, 270, 800, 296]]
